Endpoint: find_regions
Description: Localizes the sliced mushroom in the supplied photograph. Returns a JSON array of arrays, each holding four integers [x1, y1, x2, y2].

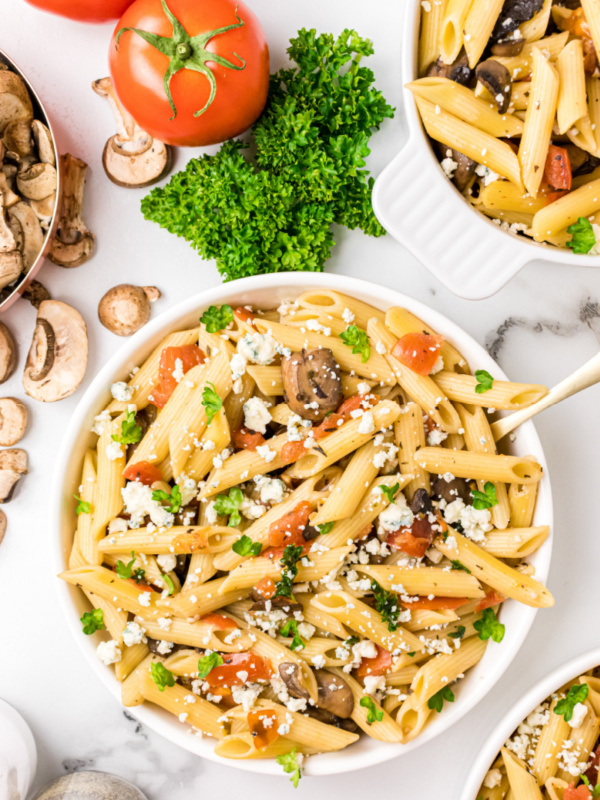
[[2, 118, 33, 158], [475, 60, 512, 114], [453, 150, 478, 192], [16, 162, 57, 200], [410, 487, 433, 516], [491, 39, 525, 58], [315, 670, 354, 719], [278, 663, 309, 700], [0, 448, 27, 502], [8, 201, 44, 272], [0, 398, 27, 445], [0, 321, 17, 383], [0, 197, 23, 289], [491, 0, 545, 43], [281, 347, 342, 422], [48, 154, 95, 268], [98, 284, 161, 336], [31, 120, 55, 166], [29, 192, 56, 228], [23, 299, 88, 402], [0, 509, 6, 546], [431, 474, 474, 505], [0, 173, 20, 207], [427, 52, 472, 86], [92, 77, 172, 188], [0, 71, 33, 134], [306, 707, 359, 732], [22, 279, 51, 309]]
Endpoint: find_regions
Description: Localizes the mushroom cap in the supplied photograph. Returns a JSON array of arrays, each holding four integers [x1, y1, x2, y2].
[[98, 284, 158, 336], [0, 397, 27, 446], [0, 447, 27, 503], [427, 53, 472, 86], [278, 662, 310, 700], [31, 119, 55, 166], [0, 251, 23, 290], [8, 201, 44, 271], [475, 60, 513, 114], [102, 137, 172, 188], [315, 669, 354, 718], [0, 72, 33, 134], [0, 320, 17, 383], [281, 347, 343, 422], [16, 162, 57, 200], [2, 118, 33, 158], [23, 299, 88, 402], [49, 229, 95, 268]]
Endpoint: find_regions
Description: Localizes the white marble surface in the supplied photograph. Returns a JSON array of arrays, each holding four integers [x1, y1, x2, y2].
[[2, 0, 600, 797]]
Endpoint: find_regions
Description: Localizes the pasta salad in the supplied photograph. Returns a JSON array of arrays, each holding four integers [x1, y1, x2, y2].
[[413, 0, 600, 252], [60, 289, 553, 785]]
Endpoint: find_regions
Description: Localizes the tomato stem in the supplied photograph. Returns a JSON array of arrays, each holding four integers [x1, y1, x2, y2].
[[115, 0, 246, 121]]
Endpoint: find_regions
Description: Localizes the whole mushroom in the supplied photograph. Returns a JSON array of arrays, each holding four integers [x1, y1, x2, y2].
[[48, 153, 95, 268], [0, 448, 27, 502], [98, 284, 161, 336], [0, 398, 27, 445]]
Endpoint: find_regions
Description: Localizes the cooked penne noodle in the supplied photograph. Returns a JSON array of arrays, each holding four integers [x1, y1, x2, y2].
[[419, 0, 448, 75], [463, 0, 504, 67], [434, 372, 548, 410]]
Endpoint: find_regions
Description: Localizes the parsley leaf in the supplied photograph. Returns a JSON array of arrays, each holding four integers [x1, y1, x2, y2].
[[360, 695, 384, 724], [554, 683, 589, 722], [340, 325, 370, 363], [74, 494, 90, 515], [202, 382, 222, 425], [567, 216, 596, 254], [471, 482, 498, 510], [280, 619, 305, 650], [216, 487, 244, 527], [150, 661, 175, 692], [580, 775, 600, 797], [232, 533, 262, 557], [371, 579, 400, 632], [200, 304, 233, 333], [162, 573, 175, 595], [112, 409, 142, 445], [428, 686, 455, 713], [197, 652, 224, 680], [115, 551, 137, 580], [474, 369, 494, 394], [450, 560, 471, 574], [152, 484, 182, 513], [474, 608, 505, 643], [276, 747, 303, 788], [448, 625, 466, 640], [380, 483, 399, 504], [80, 608, 104, 635], [316, 521, 335, 535], [133, 567, 146, 583], [275, 544, 304, 598]]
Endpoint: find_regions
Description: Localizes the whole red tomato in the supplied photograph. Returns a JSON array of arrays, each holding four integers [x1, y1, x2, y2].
[[109, 0, 270, 146], [24, 0, 133, 22]]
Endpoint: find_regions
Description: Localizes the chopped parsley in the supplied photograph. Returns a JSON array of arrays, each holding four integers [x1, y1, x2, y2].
[[554, 683, 589, 723], [197, 652, 224, 680], [216, 487, 244, 527], [450, 560, 471, 573], [80, 608, 104, 635], [150, 661, 175, 691], [202, 382, 222, 425], [340, 325, 370, 363], [74, 494, 90, 515], [471, 482, 498, 510], [474, 608, 505, 643], [115, 551, 146, 583], [474, 369, 494, 394], [276, 747, 302, 788], [316, 521, 335, 535], [428, 685, 455, 713], [152, 484, 182, 513], [112, 409, 142, 445], [280, 619, 305, 650], [275, 544, 304, 598], [162, 573, 175, 595], [371, 579, 400, 632], [232, 533, 262, 557], [360, 695, 383, 724], [380, 483, 399, 503], [200, 304, 233, 333], [448, 625, 466, 640], [580, 775, 600, 797], [567, 216, 596, 254]]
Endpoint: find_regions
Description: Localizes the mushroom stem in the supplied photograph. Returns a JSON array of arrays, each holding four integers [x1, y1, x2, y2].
[[48, 153, 95, 268]]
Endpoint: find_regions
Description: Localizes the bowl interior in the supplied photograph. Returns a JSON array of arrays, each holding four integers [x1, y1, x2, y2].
[[52, 273, 553, 776]]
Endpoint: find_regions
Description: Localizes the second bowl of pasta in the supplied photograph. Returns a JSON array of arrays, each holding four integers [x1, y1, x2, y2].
[[372, 0, 600, 300], [52, 273, 553, 779]]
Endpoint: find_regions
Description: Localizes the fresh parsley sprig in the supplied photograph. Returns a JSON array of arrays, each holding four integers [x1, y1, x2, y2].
[[216, 487, 244, 527], [450, 560, 471, 574], [74, 494, 90, 515], [580, 775, 600, 797], [428, 686, 455, 713], [152, 484, 182, 514], [474, 369, 494, 394], [276, 747, 303, 788], [554, 683, 589, 722], [202, 382, 222, 425], [371, 579, 400, 632], [567, 217, 596, 254], [198, 652, 224, 680], [275, 544, 304, 598], [232, 533, 262, 557], [80, 608, 104, 635], [448, 625, 466, 640], [316, 521, 335, 535], [112, 409, 142, 445], [360, 695, 384, 724], [150, 661, 175, 692], [162, 573, 175, 595], [115, 551, 146, 583], [380, 483, 399, 503], [474, 608, 505, 643], [200, 305, 233, 333], [471, 482, 498, 510], [280, 619, 306, 650], [340, 325, 370, 363]]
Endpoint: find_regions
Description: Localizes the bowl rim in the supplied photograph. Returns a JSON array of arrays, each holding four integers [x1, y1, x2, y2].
[[460, 645, 600, 799], [401, 0, 600, 268], [50, 272, 554, 777]]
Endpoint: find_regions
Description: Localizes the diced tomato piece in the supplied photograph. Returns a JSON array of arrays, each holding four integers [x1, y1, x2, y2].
[[356, 645, 393, 678], [254, 576, 277, 600], [543, 145, 572, 191], [203, 652, 272, 687], [234, 306, 257, 329], [171, 530, 208, 553], [585, 744, 600, 785], [280, 439, 307, 465], [400, 596, 468, 610], [149, 345, 205, 409], [356, 523, 374, 540], [232, 427, 266, 451], [261, 541, 312, 561], [545, 190, 569, 205], [476, 590, 505, 612], [564, 784, 592, 800], [557, 6, 591, 39], [247, 709, 280, 749], [267, 501, 312, 548], [386, 515, 438, 558], [313, 394, 380, 440], [200, 613, 236, 630], [123, 461, 163, 485], [392, 332, 444, 376]]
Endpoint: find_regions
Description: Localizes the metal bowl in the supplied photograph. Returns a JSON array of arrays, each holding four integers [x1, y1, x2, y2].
[[0, 47, 60, 311]]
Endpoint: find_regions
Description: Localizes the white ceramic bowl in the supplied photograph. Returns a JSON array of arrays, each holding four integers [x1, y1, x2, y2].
[[51, 273, 553, 776], [461, 646, 600, 799], [371, 0, 600, 301]]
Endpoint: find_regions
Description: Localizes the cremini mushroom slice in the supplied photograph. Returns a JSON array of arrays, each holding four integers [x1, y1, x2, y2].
[[278, 663, 310, 700], [98, 284, 161, 336], [314, 670, 354, 718], [48, 154, 94, 268], [0, 196, 23, 289], [427, 52, 472, 85], [31, 119, 55, 166], [0, 398, 27, 446], [281, 347, 342, 422], [92, 77, 172, 188], [23, 299, 88, 402], [0, 448, 27, 502], [29, 192, 56, 229], [7, 201, 44, 272], [22, 279, 51, 309], [0, 321, 17, 383], [0, 509, 6, 546], [0, 71, 33, 134], [475, 60, 513, 114], [3, 118, 33, 158], [0, 173, 20, 207], [16, 162, 57, 200]]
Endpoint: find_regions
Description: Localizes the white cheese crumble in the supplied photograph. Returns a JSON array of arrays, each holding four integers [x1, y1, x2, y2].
[[243, 396, 272, 434], [123, 621, 147, 647], [157, 554, 177, 573], [97, 640, 122, 665], [378, 493, 414, 533], [256, 444, 277, 463], [122, 481, 175, 529], [111, 381, 133, 402], [254, 474, 286, 505], [105, 441, 124, 461], [358, 411, 375, 435]]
